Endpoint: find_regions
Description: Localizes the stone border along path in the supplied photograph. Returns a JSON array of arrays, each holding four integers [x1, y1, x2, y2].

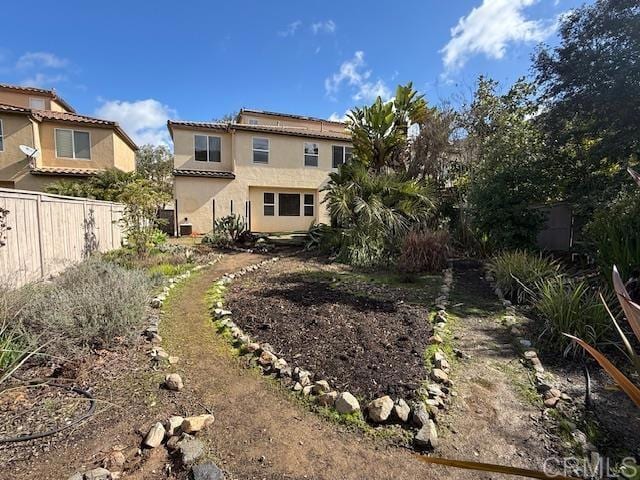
[[210, 257, 456, 452], [484, 269, 599, 456]]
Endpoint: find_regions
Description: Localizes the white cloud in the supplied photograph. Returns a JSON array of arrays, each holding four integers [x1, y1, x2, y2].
[[311, 20, 336, 34], [328, 110, 349, 122], [278, 20, 302, 37], [325, 51, 391, 103], [17, 52, 69, 69], [94, 99, 176, 146], [20, 73, 68, 88], [441, 0, 556, 73]]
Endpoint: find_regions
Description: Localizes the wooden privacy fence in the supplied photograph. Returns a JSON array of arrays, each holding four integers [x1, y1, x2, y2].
[[0, 188, 125, 288]]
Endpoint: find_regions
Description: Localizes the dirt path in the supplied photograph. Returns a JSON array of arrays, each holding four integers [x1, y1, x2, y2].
[[435, 259, 558, 478], [161, 252, 448, 480]]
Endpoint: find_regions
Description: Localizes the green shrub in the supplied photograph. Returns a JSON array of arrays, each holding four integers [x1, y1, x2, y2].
[[16, 258, 151, 356], [489, 250, 560, 303], [0, 286, 36, 381], [202, 229, 231, 248], [534, 276, 611, 356], [397, 229, 450, 273], [305, 224, 343, 254], [586, 189, 640, 282], [215, 214, 247, 241]]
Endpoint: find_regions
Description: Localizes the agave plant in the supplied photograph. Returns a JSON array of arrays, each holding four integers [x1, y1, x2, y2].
[[567, 168, 640, 407]]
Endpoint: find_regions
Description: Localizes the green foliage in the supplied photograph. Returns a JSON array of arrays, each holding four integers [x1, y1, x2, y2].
[[464, 77, 549, 250], [586, 189, 640, 282], [119, 178, 171, 255], [489, 250, 560, 303], [0, 286, 34, 380], [535, 0, 640, 221], [323, 161, 435, 268], [347, 82, 427, 172], [534, 276, 611, 357], [203, 214, 247, 247], [45, 168, 136, 201], [305, 223, 343, 253], [397, 229, 449, 273], [12, 258, 151, 357], [135, 144, 174, 199]]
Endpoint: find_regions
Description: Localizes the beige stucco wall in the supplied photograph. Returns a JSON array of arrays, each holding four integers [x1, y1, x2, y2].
[[238, 111, 346, 134], [172, 126, 344, 233], [37, 122, 114, 170], [173, 127, 233, 172], [0, 91, 53, 110], [112, 134, 136, 172], [0, 114, 36, 186]]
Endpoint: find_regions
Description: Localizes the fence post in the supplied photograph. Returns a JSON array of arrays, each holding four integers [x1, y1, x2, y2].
[[35, 193, 46, 279]]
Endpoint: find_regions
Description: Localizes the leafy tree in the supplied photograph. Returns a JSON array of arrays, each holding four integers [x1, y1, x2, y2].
[[118, 179, 171, 255], [347, 83, 427, 172], [323, 161, 435, 268], [45, 179, 93, 198], [464, 77, 549, 250], [45, 169, 136, 201], [135, 144, 174, 199], [534, 0, 640, 220]]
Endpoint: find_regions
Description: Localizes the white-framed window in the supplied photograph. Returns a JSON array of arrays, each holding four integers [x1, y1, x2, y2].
[[55, 128, 91, 159], [29, 97, 46, 110], [332, 145, 353, 168], [304, 142, 319, 167], [0, 119, 4, 152], [248, 118, 258, 125], [304, 194, 314, 217], [253, 137, 269, 164], [278, 193, 300, 216], [194, 134, 221, 162], [263, 192, 275, 216]]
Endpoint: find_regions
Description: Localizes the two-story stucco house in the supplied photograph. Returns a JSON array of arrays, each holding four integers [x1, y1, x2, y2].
[[168, 109, 352, 234], [0, 84, 137, 191]]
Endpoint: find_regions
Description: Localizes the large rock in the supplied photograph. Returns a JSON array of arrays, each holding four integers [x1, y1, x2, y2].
[[411, 402, 431, 428], [164, 373, 184, 391], [165, 415, 185, 437], [178, 437, 205, 465], [84, 468, 112, 480], [143, 422, 166, 448], [182, 414, 215, 434], [367, 395, 394, 423], [430, 368, 449, 384], [335, 392, 360, 414], [191, 462, 225, 480], [393, 398, 411, 423], [414, 420, 439, 449], [258, 350, 276, 366]]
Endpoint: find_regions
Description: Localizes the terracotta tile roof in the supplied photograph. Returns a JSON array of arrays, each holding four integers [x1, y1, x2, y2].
[[168, 120, 351, 142], [0, 103, 31, 114], [173, 168, 236, 179], [239, 108, 346, 126], [0, 83, 76, 113], [32, 110, 138, 150], [30, 166, 102, 177]]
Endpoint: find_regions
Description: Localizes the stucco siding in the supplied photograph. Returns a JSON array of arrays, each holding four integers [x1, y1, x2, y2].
[[38, 122, 114, 170], [112, 133, 136, 172], [173, 127, 233, 172]]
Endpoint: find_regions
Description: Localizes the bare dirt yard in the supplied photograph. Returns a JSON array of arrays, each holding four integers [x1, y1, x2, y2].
[[225, 256, 439, 400]]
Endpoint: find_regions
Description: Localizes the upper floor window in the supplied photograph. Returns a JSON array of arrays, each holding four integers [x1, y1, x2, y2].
[[29, 98, 45, 110], [248, 118, 258, 125], [304, 142, 319, 167], [194, 134, 221, 162], [253, 137, 269, 164], [332, 145, 353, 169], [0, 119, 4, 152], [55, 129, 91, 159]]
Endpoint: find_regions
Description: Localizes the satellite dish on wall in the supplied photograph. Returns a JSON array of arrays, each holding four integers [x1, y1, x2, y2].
[[19, 145, 40, 159]]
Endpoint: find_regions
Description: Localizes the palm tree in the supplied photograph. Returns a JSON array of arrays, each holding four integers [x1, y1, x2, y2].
[[323, 162, 435, 267]]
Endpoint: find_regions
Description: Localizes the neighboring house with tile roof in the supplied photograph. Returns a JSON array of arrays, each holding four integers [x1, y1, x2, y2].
[[0, 84, 137, 191], [168, 109, 352, 234]]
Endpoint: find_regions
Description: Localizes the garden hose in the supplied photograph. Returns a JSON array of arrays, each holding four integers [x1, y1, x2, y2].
[[0, 381, 96, 444]]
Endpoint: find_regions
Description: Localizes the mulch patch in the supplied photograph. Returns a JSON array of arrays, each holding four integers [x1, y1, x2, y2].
[[225, 258, 435, 401]]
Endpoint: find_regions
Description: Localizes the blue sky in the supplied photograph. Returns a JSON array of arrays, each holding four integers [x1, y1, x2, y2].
[[0, 0, 587, 146]]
